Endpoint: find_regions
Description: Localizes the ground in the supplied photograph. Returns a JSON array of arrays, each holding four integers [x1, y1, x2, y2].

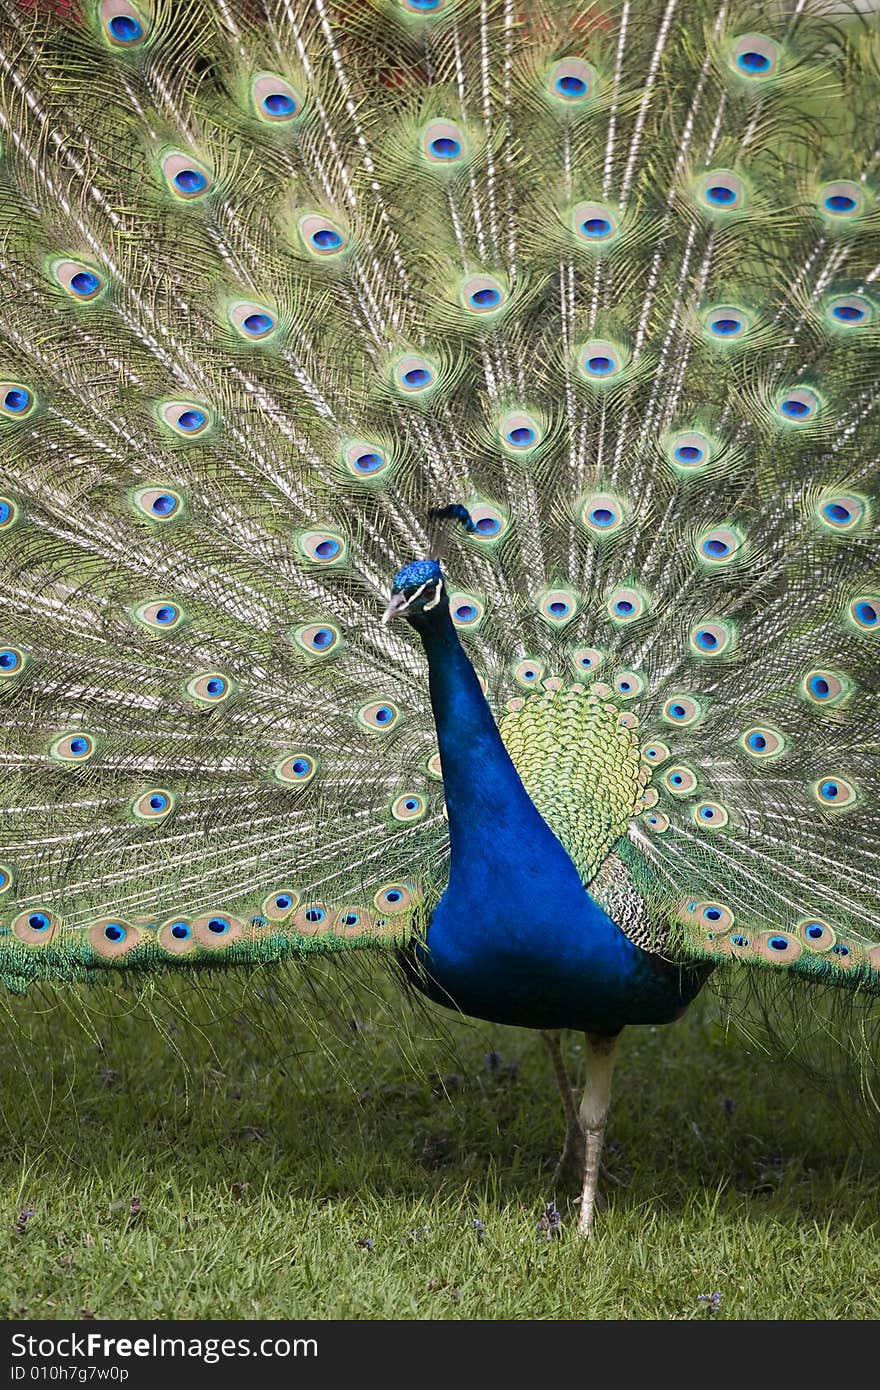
[[2, 963, 878, 1320]]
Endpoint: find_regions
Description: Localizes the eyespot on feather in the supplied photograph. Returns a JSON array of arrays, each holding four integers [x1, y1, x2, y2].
[[466, 502, 507, 542], [662, 695, 703, 727], [498, 410, 543, 454], [460, 274, 508, 317], [0, 646, 27, 678], [576, 339, 628, 383], [292, 623, 342, 657], [391, 793, 427, 822], [755, 930, 802, 965], [693, 800, 729, 830], [689, 620, 733, 656], [798, 918, 836, 952], [800, 668, 850, 708], [100, 1, 149, 46], [664, 429, 715, 474], [774, 387, 820, 424], [450, 593, 485, 629], [538, 588, 578, 626], [52, 259, 105, 301], [0, 864, 14, 895], [818, 181, 864, 221], [695, 170, 747, 215], [546, 58, 598, 106], [261, 890, 300, 921], [358, 700, 401, 732], [293, 903, 330, 934], [728, 34, 779, 79], [1, 383, 37, 421], [13, 908, 59, 945], [572, 201, 619, 245], [192, 914, 243, 949], [581, 492, 627, 536], [641, 741, 670, 765], [613, 670, 644, 698], [88, 919, 141, 959], [664, 765, 698, 796], [158, 918, 196, 954], [606, 586, 649, 624], [570, 647, 604, 674], [422, 119, 467, 165], [186, 672, 233, 705], [158, 401, 211, 438], [815, 493, 867, 533], [739, 726, 786, 759], [848, 595, 879, 633], [133, 599, 185, 633], [50, 732, 97, 763], [811, 776, 858, 810], [643, 811, 669, 832], [296, 530, 347, 566], [132, 789, 176, 821], [131, 486, 185, 520], [298, 214, 348, 257], [229, 302, 278, 341], [342, 439, 392, 481], [274, 753, 318, 785], [161, 151, 212, 200], [391, 353, 438, 396], [252, 74, 304, 123], [513, 658, 546, 689]]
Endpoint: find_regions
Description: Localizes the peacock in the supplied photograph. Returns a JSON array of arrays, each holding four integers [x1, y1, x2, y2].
[[1, 0, 878, 1240]]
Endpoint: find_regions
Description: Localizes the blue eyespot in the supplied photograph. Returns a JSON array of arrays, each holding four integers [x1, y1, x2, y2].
[[292, 758, 310, 776], [824, 502, 852, 524], [3, 388, 30, 413], [151, 494, 177, 516], [385, 889, 402, 903], [738, 50, 769, 72], [675, 444, 702, 463], [374, 706, 394, 724], [590, 507, 614, 527], [508, 426, 534, 445], [769, 936, 789, 951], [274, 894, 292, 910], [263, 92, 296, 116], [581, 217, 611, 237], [70, 737, 89, 755], [312, 628, 334, 649], [474, 516, 501, 536], [806, 923, 824, 940], [706, 185, 736, 205], [455, 603, 476, 622], [613, 599, 633, 616], [0, 503, 9, 523], [705, 908, 722, 921], [404, 798, 419, 811], [832, 302, 865, 322], [341, 912, 359, 926], [731, 934, 749, 948], [670, 773, 683, 786], [207, 917, 230, 935], [819, 780, 839, 800], [243, 312, 275, 335], [206, 677, 226, 697], [809, 674, 830, 698], [0, 650, 19, 670], [469, 287, 500, 309], [694, 629, 718, 649], [549, 600, 568, 616], [354, 451, 383, 473], [305, 907, 325, 923], [832, 943, 850, 957], [854, 600, 877, 626], [28, 912, 50, 932], [104, 923, 126, 943], [70, 271, 100, 297], [174, 168, 207, 194], [669, 705, 686, 720], [825, 193, 856, 213], [699, 806, 717, 820], [155, 605, 177, 624], [430, 136, 461, 158], [312, 228, 342, 250], [748, 732, 766, 751], [314, 538, 341, 559], [404, 367, 430, 387], [109, 14, 142, 41], [781, 399, 807, 417], [587, 355, 613, 374], [149, 793, 168, 812], [703, 537, 730, 557], [176, 409, 206, 432], [711, 316, 741, 335], [556, 74, 587, 97], [170, 921, 191, 940]]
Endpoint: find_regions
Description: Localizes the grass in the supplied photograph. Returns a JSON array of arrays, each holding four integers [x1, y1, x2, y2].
[[1, 964, 879, 1321]]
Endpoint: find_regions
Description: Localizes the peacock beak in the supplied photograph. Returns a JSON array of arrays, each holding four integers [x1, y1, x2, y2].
[[382, 592, 410, 625]]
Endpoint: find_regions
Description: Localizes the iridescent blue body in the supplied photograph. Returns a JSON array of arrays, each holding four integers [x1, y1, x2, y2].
[[394, 566, 707, 1035]]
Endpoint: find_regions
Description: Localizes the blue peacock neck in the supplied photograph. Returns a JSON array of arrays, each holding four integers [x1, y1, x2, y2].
[[404, 592, 707, 1034]]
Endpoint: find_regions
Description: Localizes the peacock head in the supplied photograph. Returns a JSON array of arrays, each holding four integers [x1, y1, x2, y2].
[[382, 558, 447, 626]]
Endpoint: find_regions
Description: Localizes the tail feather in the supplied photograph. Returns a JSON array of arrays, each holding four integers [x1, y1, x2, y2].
[[0, 0, 878, 992]]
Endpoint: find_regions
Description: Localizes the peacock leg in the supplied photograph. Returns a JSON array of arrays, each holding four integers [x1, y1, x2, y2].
[[542, 1030, 585, 1188], [577, 1032, 619, 1238]]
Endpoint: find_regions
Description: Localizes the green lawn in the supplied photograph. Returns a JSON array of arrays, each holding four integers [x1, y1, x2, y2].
[[2, 964, 878, 1320]]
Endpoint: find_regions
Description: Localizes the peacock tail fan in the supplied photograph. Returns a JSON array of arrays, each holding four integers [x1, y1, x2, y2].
[[0, 0, 878, 1027]]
